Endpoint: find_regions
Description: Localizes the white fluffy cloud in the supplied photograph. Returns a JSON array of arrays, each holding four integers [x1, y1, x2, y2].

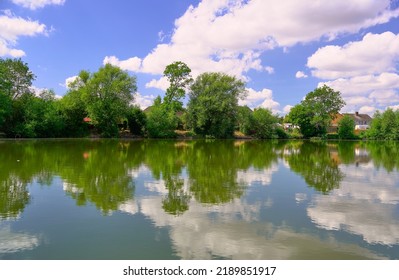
[[63, 75, 79, 88], [12, 0, 65, 10], [283, 105, 293, 114], [321, 73, 399, 96], [0, 11, 48, 57], [310, 32, 399, 113], [295, 71, 308, 79], [105, 0, 399, 81], [319, 73, 399, 113], [0, 226, 40, 253], [239, 87, 280, 113], [132, 93, 156, 109], [308, 163, 399, 245], [387, 104, 399, 111], [145, 77, 170, 91], [103, 56, 142, 72], [31, 86, 62, 99], [126, 169, 383, 259], [237, 165, 279, 186], [308, 32, 399, 79]]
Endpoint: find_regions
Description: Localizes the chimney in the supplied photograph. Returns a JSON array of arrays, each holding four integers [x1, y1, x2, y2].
[[355, 111, 359, 116]]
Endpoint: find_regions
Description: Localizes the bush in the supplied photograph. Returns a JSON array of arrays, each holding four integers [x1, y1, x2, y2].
[[252, 108, 279, 139], [146, 98, 177, 138], [337, 115, 356, 139], [275, 126, 289, 139], [127, 106, 146, 136], [288, 128, 303, 139], [366, 109, 399, 140], [237, 106, 255, 135], [187, 72, 245, 138]]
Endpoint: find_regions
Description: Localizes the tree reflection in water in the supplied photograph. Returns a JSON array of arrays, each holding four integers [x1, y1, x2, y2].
[[1, 139, 397, 217], [284, 141, 344, 193]]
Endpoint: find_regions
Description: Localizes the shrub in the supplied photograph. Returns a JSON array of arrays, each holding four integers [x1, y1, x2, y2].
[[146, 99, 177, 138], [127, 106, 146, 136], [252, 108, 279, 139], [337, 115, 356, 139]]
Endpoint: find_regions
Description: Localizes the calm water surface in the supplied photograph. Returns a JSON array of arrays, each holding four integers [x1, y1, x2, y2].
[[1, 139, 399, 259]]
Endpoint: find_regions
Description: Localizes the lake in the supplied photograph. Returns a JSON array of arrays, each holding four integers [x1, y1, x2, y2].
[[1, 139, 399, 259]]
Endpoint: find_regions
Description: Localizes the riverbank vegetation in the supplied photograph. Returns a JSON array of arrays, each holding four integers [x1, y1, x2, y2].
[[1, 58, 399, 139]]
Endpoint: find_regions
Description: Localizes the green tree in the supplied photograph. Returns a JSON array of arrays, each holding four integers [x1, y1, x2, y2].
[[163, 61, 193, 110], [7, 90, 65, 138], [187, 72, 246, 138], [288, 85, 345, 138], [82, 64, 137, 137], [0, 58, 36, 136], [36, 89, 65, 137], [146, 96, 178, 138], [127, 106, 147, 136], [337, 115, 356, 139], [59, 86, 89, 137], [0, 58, 35, 99], [0, 92, 12, 131], [237, 106, 255, 135], [252, 107, 279, 139], [367, 110, 383, 139], [367, 109, 399, 140], [286, 103, 316, 137], [380, 108, 399, 140]]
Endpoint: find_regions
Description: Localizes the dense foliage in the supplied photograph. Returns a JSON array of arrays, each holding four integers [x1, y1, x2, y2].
[[0, 58, 35, 100], [337, 115, 356, 139], [80, 64, 137, 137], [127, 106, 147, 136], [187, 72, 246, 138], [251, 108, 281, 139], [0, 59, 137, 138], [6, 58, 399, 140], [236, 106, 255, 135], [145, 96, 178, 138], [287, 85, 345, 138], [366, 108, 399, 140], [163, 61, 193, 111]]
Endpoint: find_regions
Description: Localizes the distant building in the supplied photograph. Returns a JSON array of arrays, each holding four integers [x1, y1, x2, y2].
[[282, 123, 299, 130], [329, 112, 372, 133]]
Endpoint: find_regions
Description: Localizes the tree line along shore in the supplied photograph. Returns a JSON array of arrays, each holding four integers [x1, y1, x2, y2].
[[1, 58, 399, 140]]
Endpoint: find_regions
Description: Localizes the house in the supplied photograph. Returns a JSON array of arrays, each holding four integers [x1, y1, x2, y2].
[[351, 112, 372, 130], [282, 123, 299, 131], [329, 112, 372, 133]]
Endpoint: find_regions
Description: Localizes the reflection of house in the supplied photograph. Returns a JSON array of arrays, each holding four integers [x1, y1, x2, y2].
[[329, 112, 372, 133], [328, 144, 371, 166]]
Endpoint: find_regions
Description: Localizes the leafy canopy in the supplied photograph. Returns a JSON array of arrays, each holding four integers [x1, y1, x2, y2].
[[288, 85, 345, 138], [146, 96, 178, 138], [187, 72, 246, 138], [163, 61, 193, 110], [367, 108, 399, 140], [0, 58, 35, 99], [337, 115, 356, 139], [81, 64, 137, 137], [252, 108, 280, 139]]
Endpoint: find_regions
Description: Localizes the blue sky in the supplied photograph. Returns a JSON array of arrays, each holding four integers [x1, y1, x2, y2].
[[1, 0, 399, 115]]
